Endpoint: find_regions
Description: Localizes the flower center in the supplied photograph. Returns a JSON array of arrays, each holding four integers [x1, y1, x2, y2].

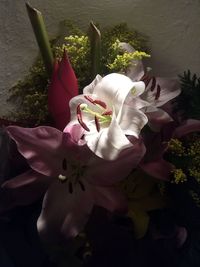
[[58, 158, 86, 193], [77, 95, 112, 132]]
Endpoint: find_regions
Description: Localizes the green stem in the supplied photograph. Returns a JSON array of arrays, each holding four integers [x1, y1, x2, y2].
[[26, 2, 54, 77], [89, 21, 101, 79]]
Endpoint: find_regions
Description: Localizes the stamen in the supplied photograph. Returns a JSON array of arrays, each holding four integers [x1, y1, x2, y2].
[[93, 99, 107, 109], [62, 158, 67, 171], [77, 104, 90, 132], [79, 181, 86, 191], [140, 74, 152, 87], [155, 84, 161, 100], [102, 110, 112, 116], [150, 76, 156, 91], [84, 95, 95, 104], [68, 182, 73, 194], [95, 115, 100, 132]]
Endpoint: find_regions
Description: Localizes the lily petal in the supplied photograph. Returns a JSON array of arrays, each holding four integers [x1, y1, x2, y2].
[[84, 111, 132, 160], [0, 170, 50, 212], [173, 119, 200, 138], [85, 138, 146, 186], [142, 77, 181, 107], [140, 159, 174, 181], [88, 73, 145, 114], [7, 126, 69, 177], [146, 108, 173, 131], [118, 105, 148, 137], [37, 180, 94, 242], [92, 185, 128, 213]]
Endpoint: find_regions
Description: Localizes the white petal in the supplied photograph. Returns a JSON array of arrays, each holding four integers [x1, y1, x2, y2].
[[142, 77, 181, 107], [125, 96, 150, 109], [118, 105, 148, 137], [84, 111, 132, 160], [92, 73, 145, 115], [83, 74, 102, 94]]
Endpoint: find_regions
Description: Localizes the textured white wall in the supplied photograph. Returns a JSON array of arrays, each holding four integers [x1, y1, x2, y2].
[[0, 0, 200, 116]]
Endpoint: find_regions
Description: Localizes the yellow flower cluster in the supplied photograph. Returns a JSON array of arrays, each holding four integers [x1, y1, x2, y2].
[[171, 169, 187, 184], [168, 138, 185, 156], [189, 190, 200, 208]]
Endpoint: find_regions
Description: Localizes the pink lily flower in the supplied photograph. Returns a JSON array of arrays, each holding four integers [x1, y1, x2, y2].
[[48, 51, 78, 130], [140, 119, 200, 180], [119, 42, 181, 131], [1, 124, 146, 242]]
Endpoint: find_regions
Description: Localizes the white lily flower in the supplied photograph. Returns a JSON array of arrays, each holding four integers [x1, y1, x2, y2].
[[119, 42, 181, 130], [68, 73, 148, 160]]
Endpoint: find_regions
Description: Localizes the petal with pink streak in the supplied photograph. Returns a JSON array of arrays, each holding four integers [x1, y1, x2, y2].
[[85, 139, 146, 186], [6, 126, 70, 177], [37, 180, 94, 242], [1, 170, 50, 212], [142, 77, 181, 107], [140, 159, 174, 181], [92, 185, 128, 213]]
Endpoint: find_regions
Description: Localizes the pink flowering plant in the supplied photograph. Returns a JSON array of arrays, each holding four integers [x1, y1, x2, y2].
[[1, 3, 200, 267]]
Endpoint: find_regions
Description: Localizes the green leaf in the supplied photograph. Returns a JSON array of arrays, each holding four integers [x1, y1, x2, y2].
[[26, 2, 54, 77]]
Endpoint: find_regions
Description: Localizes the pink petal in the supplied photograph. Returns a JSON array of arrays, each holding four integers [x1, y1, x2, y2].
[[0, 170, 50, 212], [85, 138, 146, 186], [6, 126, 69, 177], [140, 159, 174, 181], [48, 52, 78, 130], [146, 108, 173, 131], [92, 185, 128, 213], [37, 180, 94, 242], [173, 119, 200, 138]]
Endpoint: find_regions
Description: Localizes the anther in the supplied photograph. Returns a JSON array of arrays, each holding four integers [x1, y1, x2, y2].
[[77, 104, 90, 132], [79, 181, 86, 191], [102, 110, 112, 116], [93, 99, 107, 109], [150, 76, 156, 91], [155, 84, 161, 100], [84, 95, 95, 104], [94, 115, 100, 132]]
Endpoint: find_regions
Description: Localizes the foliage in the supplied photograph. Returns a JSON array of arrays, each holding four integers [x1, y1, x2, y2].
[[8, 22, 148, 126], [177, 70, 200, 120]]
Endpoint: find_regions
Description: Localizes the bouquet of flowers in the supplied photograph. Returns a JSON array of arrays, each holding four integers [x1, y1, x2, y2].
[[0, 3, 200, 267]]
